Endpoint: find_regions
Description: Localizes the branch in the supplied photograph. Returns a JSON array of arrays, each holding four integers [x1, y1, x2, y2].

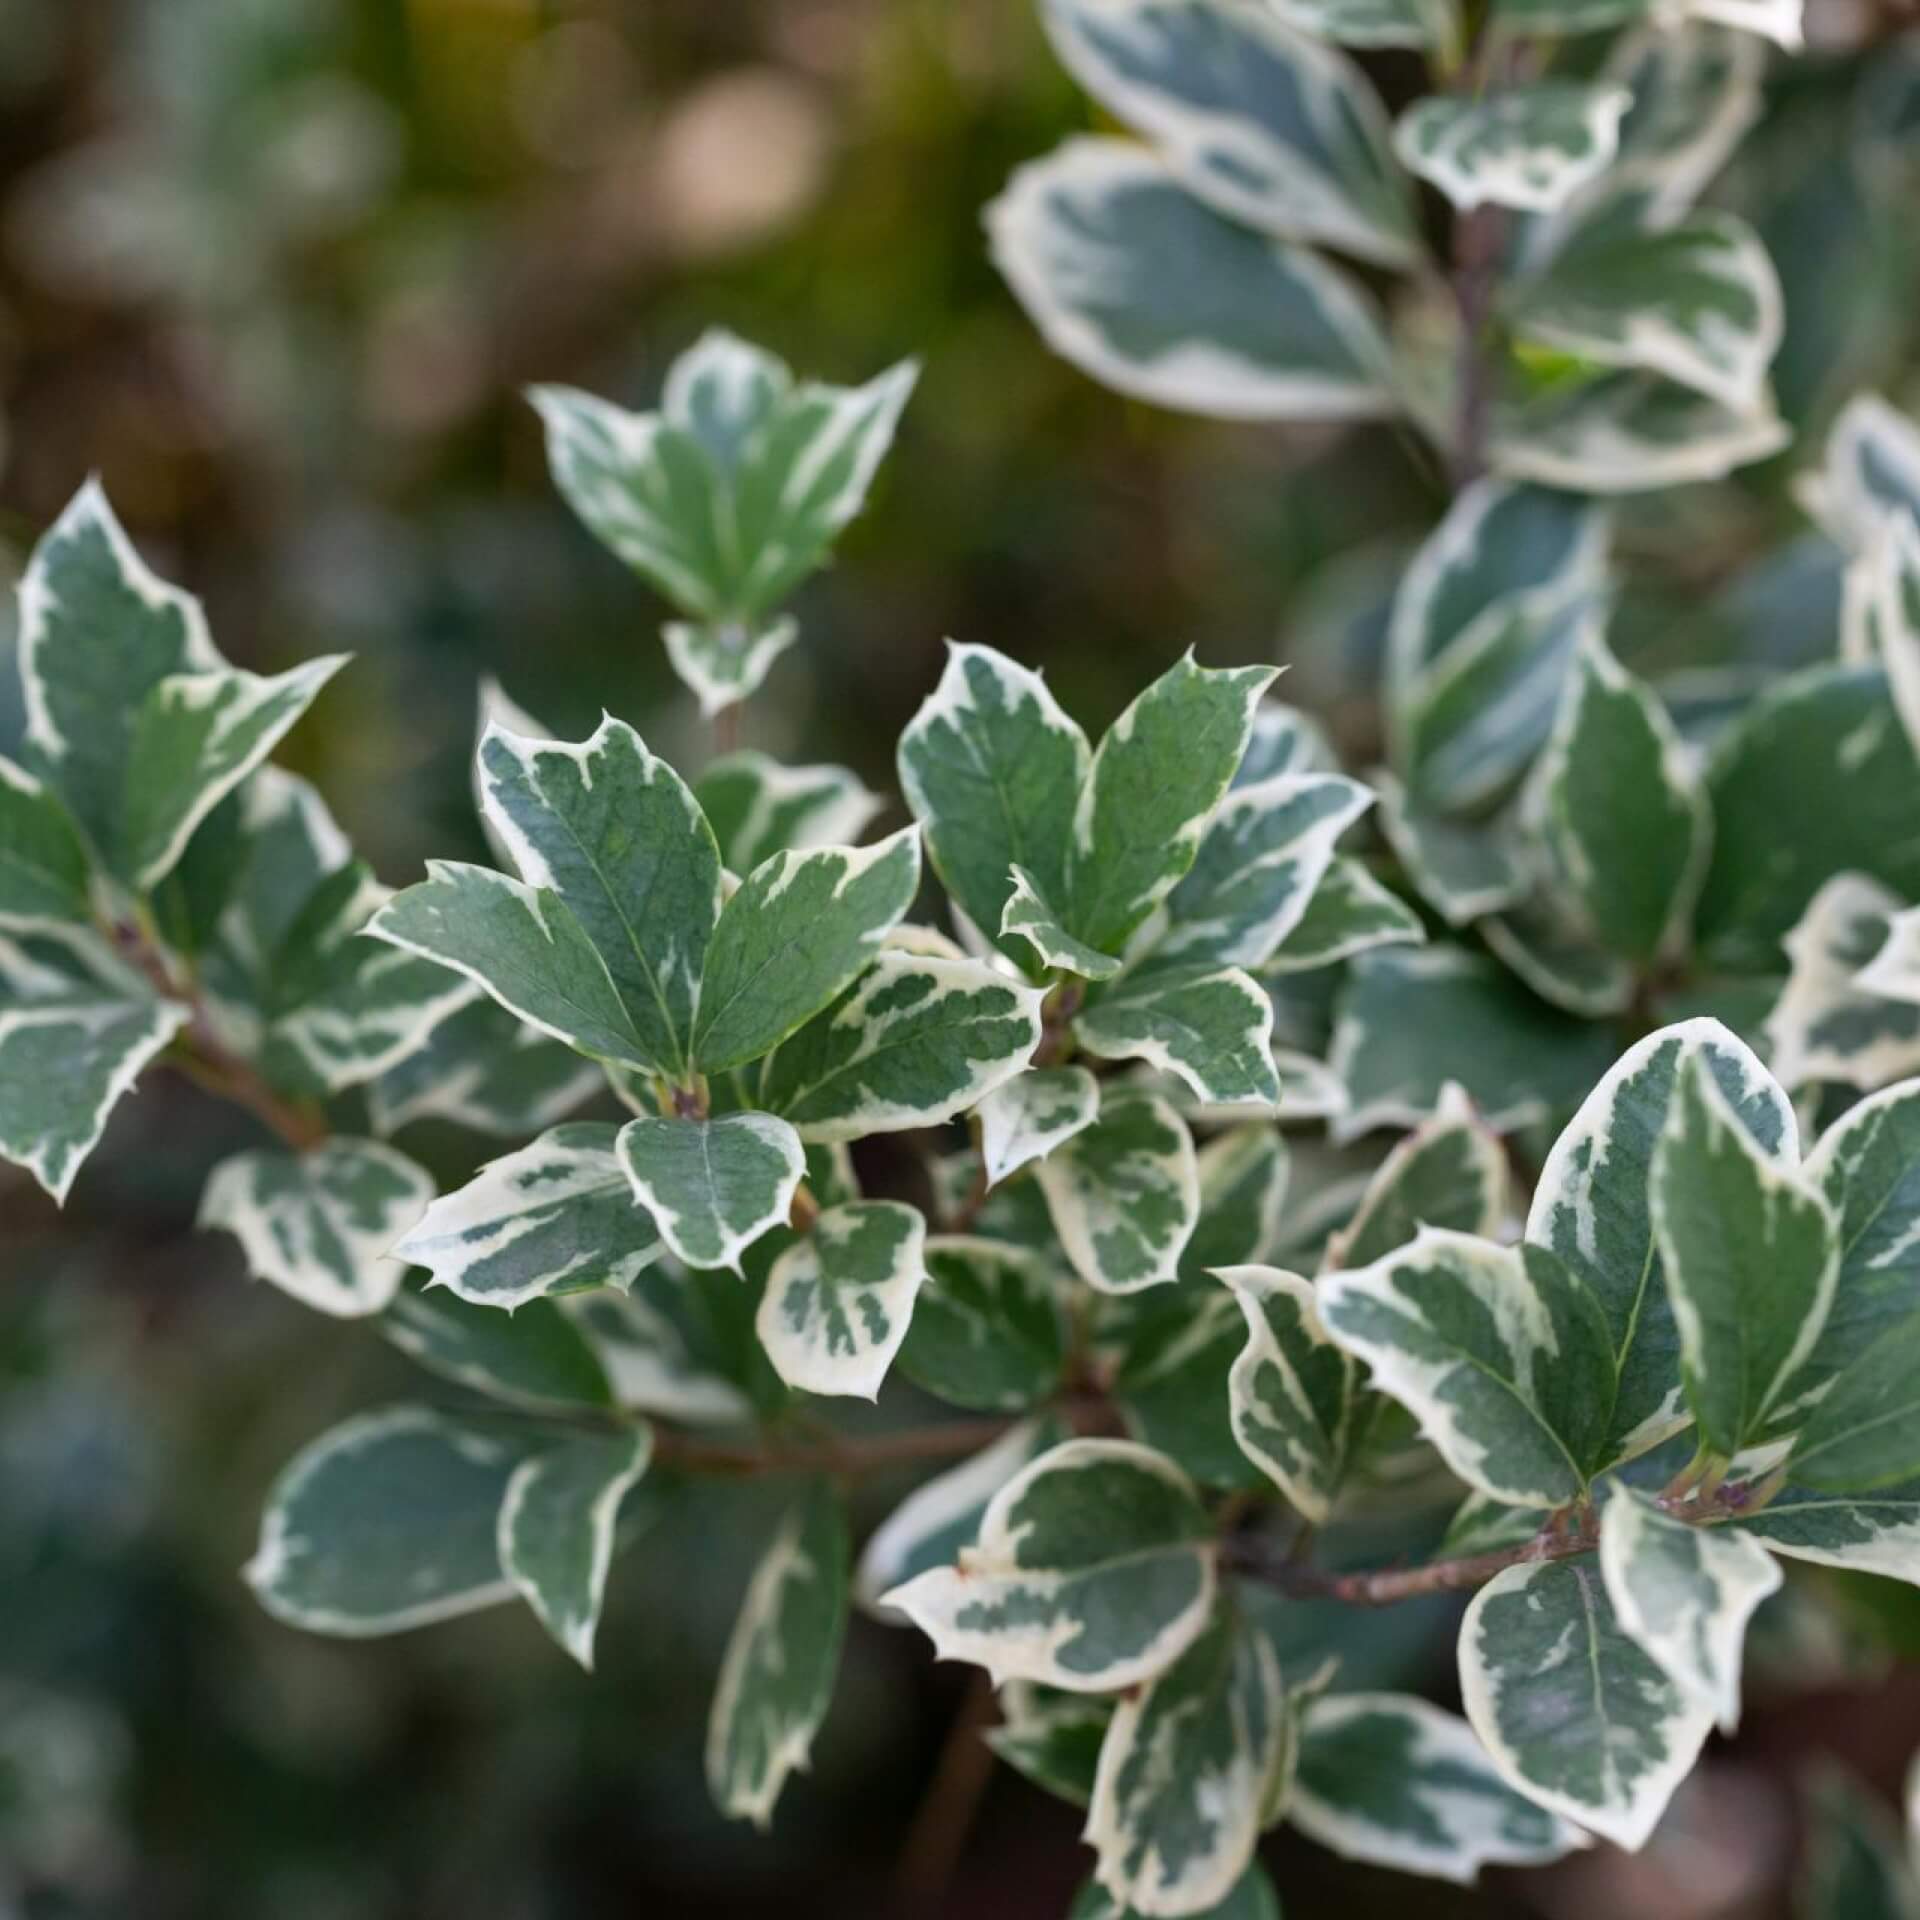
[[652, 1415, 1018, 1480]]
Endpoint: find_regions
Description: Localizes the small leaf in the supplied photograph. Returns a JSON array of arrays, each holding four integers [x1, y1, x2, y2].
[[1480, 892, 1637, 1021], [570, 1281, 754, 1426], [1799, 391, 1920, 554], [617, 1112, 805, 1273], [881, 1438, 1216, 1692], [1767, 874, 1920, 1092], [977, 1065, 1101, 1186], [1002, 865, 1123, 979], [1790, 1312, 1920, 1493], [382, 1282, 614, 1412], [1320, 1227, 1615, 1508], [986, 139, 1397, 423], [1395, 84, 1630, 215], [1290, 1692, 1585, 1883], [1083, 1607, 1285, 1917], [499, 1427, 652, 1669], [706, 1479, 849, 1828], [694, 750, 883, 874], [1264, 856, 1423, 973], [1328, 1081, 1506, 1271], [990, 1683, 1113, 1810], [1040, 0, 1420, 267], [246, 1406, 530, 1635], [1068, 1864, 1280, 1920], [199, 1138, 432, 1319], [755, 1200, 928, 1399], [896, 1237, 1068, 1412], [1734, 1478, 1920, 1582], [692, 827, 921, 1073], [369, 996, 599, 1138], [1652, 1051, 1838, 1455], [662, 615, 798, 718], [0, 756, 91, 924], [1079, 964, 1281, 1110], [1034, 1089, 1201, 1295], [1459, 1558, 1713, 1852], [1268, 0, 1453, 43], [1375, 774, 1527, 928]]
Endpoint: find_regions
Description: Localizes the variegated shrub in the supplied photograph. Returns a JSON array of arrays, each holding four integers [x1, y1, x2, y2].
[[14, 3, 1920, 1905]]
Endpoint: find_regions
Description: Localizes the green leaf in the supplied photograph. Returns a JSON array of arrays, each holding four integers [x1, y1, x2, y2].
[[898, 642, 1091, 973], [1217, 1265, 1355, 1523], [661, 615, 798, 719], [758, 951, 1043, 1139], [1320, 1228, 1615, 1507], [1488, 0, 1649, 29], [706, 1479, 848, 1828], [1492, 372, 1789, 496], [755, 1200, 928, 1398], [1329, 946, 1616, 1140], [1789, 1312, 1920, 1493], [1802, 1077, 1920, 1389], [1529, 632, 1709, 966], [1002, 865, 1123, 979], [120, 654, 346, 890], [617, 1112, 805, 1273], [1395, 84, 1630, 215], [1733, 1479, 1920, 1581], [1765, 875, 1920, 1092], [1598, 1484, 1779, 1734], [1651, 1050, 1838, 1455], [896, 1237, 1068, 1412], [692, 827, 920, 1073], [977, 1066, 1101, 1186], [0, 922, 187, 1203], [1480, 891, 1637, 1020], [477, 716, 721, 1082], [1147, 772, 1373, 973], [1269, 0, 1454, 43], [882, 1439, 1216, 1692], [499, 1427, 652, 1669], [1068, 1864, 1280, 1920], [381, 1282, 615, 1410], [1800, 392, 1920, 554], [1529, 1017, 1794, 1465], [0, 756, 90, 924], [1080, 964, 1281, 1110], [246, 1406, 531, 1635], [1040, 0, 1420, 268], [1034, 1089, 1200, 1295], [1798, 1768, 1920, 1920], [569, 1282, 753, 1425], [1385, 476, 1608, 812], [532, 330, 916, 624], [199, 1137, 433, 1319], [989, 1682, 1113, 1810], [1069, 655, 1278, 957], [368, 996, 599, 1138], [1328, 1081, 1506, 1271], [1264, 857, 1423, 973], [986, 138, 1397, 423], [1082, 1606, 1285, 1916], [1459, 1558, 1713, 1852], [1375, 775, 1527, 928], [1696, 665, 1920, 971], [856, 1419, 1065, 1614], [1290, 1692, 1584, 1883], [694, 750, 883, 875]]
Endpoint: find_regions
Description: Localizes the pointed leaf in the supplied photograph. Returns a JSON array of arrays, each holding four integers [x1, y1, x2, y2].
[[617, 1111, 805, 1273], [369, 996, 599, 1138], [661, 614, 798, 718], [1080, 964, 1281, 1110], [1264, 856, 1423, 972], [1003, 865, 1123, 979], [694, 750, 884, 874], [499, 1426, 651, 1669], [1733, 1479, 1920, 1582], [1328, 1081, 1506, 1271], [978, 1065, 1101, 1186], [881, 1438, 1216, 1692]]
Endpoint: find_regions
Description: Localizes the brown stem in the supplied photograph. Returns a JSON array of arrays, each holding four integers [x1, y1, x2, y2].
[[651, 1416, 1018, 1480], [713, 700, 742, 758], [1448, 202, 1504, 490], [891, 1671, 1000, 1914], [1033, 979, 1085, 1069]]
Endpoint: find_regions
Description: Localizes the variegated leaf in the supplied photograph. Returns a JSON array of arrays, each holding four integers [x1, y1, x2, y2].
[[706, 1479, 848, 1828], [1068, 1864, 1280, 1920], [897, 1236, 1067, 1412], [1320, 1227, 1615, 1508], [692, 828, 921, 1073], [1290, 1692, 1586, 1883], [617, 1111, 805, 1274], [499, 1426, 652, 1669], [246, 1406, 530, 1636], [1268, 0, 1455, 45], [1767, 874, 1920, 1092], [0, 922, 187, 1203], [1652, 1050, 1838, 1455], [694, 750, 884, 875], [1079, 964, 1281, 1111], [1789, 1313, 1920, 1493], [568, 1282, 753, 1426], [662, 615, 798, 718], [1733, 1478, 1920, 1582], [755, 1200, 927, 1398], [881, 1439, 1216, 1692], [1375, 774, 1527, 928], [758, 951, 1042, 1141], [1035, 1089, 1201, 1295], [1480, 892, 1636, 1021], [392, 1123, 661, 1308], [1216, 1265, 1355, 1523], [1041, 0, 1419, 268], [978, 1065, 1101, 1186], [199, 1138, 431, 1319], [1264, 857, 1422, 974], [986, 139, 1397, 423], [992, 1682, 1113, 1810], [1798, 392, 1920, 554], [1003, 865, 1123, 979], [1528, 1017, 1795, 1465], [1599, 1483, 1778, 1732], [1083, 1607, 1285, 1917], [1460, 1558, 1714, 1851], [0, 756, 91, 925], [1797, 1767, 1920, 1920], [368, 996, 599, 1138], [1395, 84, 1630, 215], [381, 1283, 614, 1410]]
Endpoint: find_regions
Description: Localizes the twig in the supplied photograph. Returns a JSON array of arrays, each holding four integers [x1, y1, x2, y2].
[[892, 1671, 1000, 1915]]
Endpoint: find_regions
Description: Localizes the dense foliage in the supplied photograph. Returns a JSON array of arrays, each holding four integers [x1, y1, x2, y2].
[[10, 0, 1920, 1914]]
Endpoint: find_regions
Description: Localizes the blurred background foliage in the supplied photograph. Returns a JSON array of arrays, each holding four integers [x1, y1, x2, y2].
[[2, 2, 1919, 1915]]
